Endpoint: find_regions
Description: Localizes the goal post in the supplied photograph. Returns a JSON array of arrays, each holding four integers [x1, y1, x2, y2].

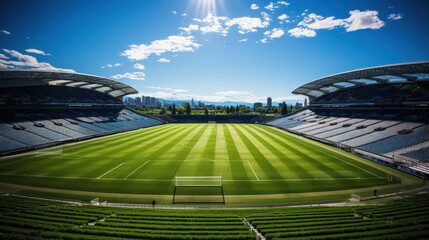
[[173, 176, 225, 204]]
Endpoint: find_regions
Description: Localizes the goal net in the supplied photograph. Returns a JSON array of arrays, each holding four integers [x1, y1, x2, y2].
[[175, 176, 222, 187], [173, 176, 224, 204]]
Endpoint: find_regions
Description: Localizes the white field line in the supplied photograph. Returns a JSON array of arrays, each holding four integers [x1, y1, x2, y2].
[[247, 160, 260, 181], [97, 163, 124, 179], [0, 173, 386, 182], [261, 126, 382, 178], [314, 149, 382, 178], [258, 125, 382, 178], [123, 161, 150, 180]]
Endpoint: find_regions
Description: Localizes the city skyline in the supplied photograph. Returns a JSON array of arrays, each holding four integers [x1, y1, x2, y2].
[[1, 0, 428, 103]]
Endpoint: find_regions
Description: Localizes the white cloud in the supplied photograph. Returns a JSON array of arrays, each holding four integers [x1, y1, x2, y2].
[[122, 35, 201, 61], [278, 14, 289, 21], [158, 58, 171, 63], [345, 10, 384, 32], [299, 13, 346, 30], [182, 13, 188, 17], [111, 72, 145, 80], [101, 62, 121, 68], [0, 49, 75, 72], [277, 1, 290, 6], [198, 13, 229, 36], [172, 11, 177, 15], [295, 10, 384, 35], [261, 12, 272, 27], [250, 3, 259, 10], [194, 13, 270, 36], [179, 24, 199, 34], [260, 38, 268, 44], [135, 87, 305, 104], [238, 38, 248, 42], [288, 27, 316, 38], [388, 13, 403, 20], [265, 2, 278, 11], [269, 28, 284, 39], [301, 9, 309, 16], [226, 17, 266, 34], [0, 53, 9, 59], [25, 48, 50, 56], [144, 86, 188, 93], [133, 63, 145, 70], [1, 30, 11, 35]]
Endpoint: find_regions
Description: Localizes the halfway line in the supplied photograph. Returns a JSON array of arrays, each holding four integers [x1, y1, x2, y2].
[[124, 161, 150, 180], [97, 163, 124, 179], [247, 160, 260, 181]]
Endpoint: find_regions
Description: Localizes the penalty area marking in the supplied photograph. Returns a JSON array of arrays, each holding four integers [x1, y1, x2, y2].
[[123, 161, 150, 180], [247, 160, 259, 181], [97, 163, 124, 179]]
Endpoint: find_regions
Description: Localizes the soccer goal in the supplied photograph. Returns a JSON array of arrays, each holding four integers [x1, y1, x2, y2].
[[173, 176, 225, 204]]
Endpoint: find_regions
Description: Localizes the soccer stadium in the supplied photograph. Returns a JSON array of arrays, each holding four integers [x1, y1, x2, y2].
[[0, 62, 428, 239]]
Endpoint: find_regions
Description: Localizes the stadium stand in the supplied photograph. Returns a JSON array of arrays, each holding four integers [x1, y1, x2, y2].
[[0, 70, 164, 155], [267, 61, 429, 177]]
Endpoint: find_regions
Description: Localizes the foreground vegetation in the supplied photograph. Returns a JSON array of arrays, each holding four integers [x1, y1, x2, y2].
[[0, 194, 428, 239]]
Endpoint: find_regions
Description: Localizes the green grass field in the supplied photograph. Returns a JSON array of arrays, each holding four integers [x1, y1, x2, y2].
[[0, 124, 421, 205]]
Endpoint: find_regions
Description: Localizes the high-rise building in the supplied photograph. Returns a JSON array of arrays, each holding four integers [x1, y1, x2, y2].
[[304, 98, 308, 107], [144, 96, 151, 106], [135, 97, 141, 105], [150, 97, 156, 106], [191, 98, 195, 108], [253, 102, 263, 110], [267, 97, 272, 108]]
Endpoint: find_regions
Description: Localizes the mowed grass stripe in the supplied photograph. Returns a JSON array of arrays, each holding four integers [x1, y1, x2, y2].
[[252, 125, 349, 179], [171, 125, 210, 177], [61, 124, 172, 153], [196, 124, 217, 176], [222, 125, 252, 181], [129, 124, 202, 179], [61, 124, 180, 158], [32, 125, 186, 178], [214, 124, 228, 161], [230, 124, 283, 180], [257, 125, 386, 178], [240, 124, 313, 179]]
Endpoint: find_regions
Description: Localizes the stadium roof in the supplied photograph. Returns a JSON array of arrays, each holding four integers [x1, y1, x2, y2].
[[293, 61, 429, 100], [0, 69, 138, 98]]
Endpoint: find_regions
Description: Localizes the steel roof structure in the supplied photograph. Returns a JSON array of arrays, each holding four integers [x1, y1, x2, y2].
[[293, 61, 429, 100], [0, 69, 138, 99]]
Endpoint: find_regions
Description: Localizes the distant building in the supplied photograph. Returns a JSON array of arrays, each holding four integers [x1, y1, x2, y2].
[[267, 97, 272, 108], [150, 97, 156, 106], [253, 102, 263, 110], [304, 98, 308, 107], [144, 96, 151, 106], [278, 102, 285, 107], [198, 101, 204, 108], [182, 102, 189, 107], [135, 97, 141, 105], [295, 102, 303, 109], [191, 98, 195, 108]]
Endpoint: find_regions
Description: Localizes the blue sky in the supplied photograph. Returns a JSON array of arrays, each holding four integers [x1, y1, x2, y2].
[[1, 0, 428, 103]]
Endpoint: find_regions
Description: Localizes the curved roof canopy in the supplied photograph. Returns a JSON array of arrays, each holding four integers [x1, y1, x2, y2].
[[0, 69, 138, 99], [293, 61, 429, 100]]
